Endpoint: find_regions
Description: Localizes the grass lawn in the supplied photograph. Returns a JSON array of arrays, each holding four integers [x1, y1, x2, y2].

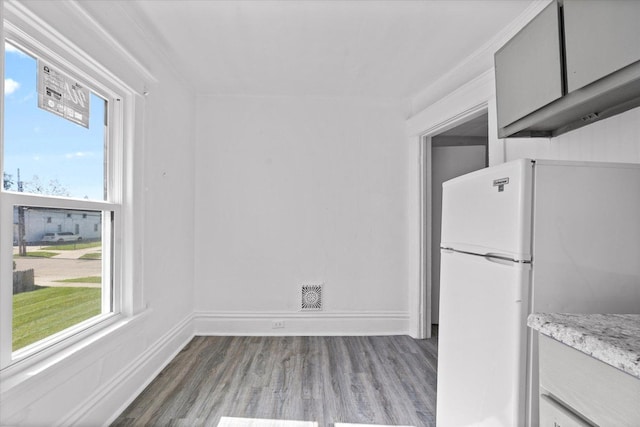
[[79, 252, 102, 260], [54, 276, 102, 284], [13, 251, 59, 258], [13, 287, 101, 351], [42, 241, 101, 251]]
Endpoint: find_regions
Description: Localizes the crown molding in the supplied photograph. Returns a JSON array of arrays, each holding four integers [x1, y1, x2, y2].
[[3, 0, 156, 95], [65, 0, 158, 84], [409, 0, 552, 117]]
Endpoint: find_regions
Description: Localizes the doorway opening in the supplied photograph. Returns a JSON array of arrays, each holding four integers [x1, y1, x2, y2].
[[419, 110, 488, 337], [430, 113, 488, 324]]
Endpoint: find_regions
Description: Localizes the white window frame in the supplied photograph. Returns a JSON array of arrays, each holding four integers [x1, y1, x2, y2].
[[0, 7, 137, 373]]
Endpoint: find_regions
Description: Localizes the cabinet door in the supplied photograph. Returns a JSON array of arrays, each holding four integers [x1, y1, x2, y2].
[[564, 0, 640, 93], [495, 0, 563, 129]]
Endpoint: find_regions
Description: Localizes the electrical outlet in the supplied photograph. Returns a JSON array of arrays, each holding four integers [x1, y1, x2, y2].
[[272, 320, 285, 329]]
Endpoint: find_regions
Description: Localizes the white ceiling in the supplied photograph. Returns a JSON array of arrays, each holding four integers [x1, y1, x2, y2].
[[80, 0, 534, 98]]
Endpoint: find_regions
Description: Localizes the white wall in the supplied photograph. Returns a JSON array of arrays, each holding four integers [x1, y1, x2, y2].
[[0, 2, 196, 425], [140, 78, 195, 337], [194, 95, 412, 334]]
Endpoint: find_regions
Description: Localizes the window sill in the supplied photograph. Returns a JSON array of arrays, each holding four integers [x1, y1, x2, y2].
[[0, 308, 151, 394]]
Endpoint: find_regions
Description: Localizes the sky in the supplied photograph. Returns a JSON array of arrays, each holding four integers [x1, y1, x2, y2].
[[3, 42, 106, 201]]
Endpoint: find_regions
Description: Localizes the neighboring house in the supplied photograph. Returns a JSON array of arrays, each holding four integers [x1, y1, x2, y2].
[[13, 207, 102, 244]]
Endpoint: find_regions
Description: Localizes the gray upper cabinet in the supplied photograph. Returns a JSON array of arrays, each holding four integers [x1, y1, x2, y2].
[[564, 0, 640, 93], [495, 0, 640, 138], [495, 1, 563, 130]]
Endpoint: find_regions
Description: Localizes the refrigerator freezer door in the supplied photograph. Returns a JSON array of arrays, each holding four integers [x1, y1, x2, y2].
[[441, 159, 533, 261], [436, 250, 530, 427]]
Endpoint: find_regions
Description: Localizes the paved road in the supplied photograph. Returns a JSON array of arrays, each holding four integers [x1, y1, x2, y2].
[[13, 246, 102, 288]]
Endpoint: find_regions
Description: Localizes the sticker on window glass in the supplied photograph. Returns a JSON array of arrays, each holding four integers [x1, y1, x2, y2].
[[37, 60, 90, 128]]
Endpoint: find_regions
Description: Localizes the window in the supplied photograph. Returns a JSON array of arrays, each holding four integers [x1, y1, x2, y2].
[[1, 18, 129, 369]]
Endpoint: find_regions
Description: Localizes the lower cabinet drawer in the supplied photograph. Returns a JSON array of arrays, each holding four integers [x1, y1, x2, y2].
[[539, 394, 593, 427], [539, 335, 640, 426]]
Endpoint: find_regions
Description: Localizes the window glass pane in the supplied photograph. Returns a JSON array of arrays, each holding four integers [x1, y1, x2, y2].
[[3, 42, 106, 200], [12, 206, 108, 351]]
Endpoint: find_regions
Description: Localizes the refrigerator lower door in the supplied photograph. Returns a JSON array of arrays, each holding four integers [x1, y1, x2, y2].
[[436, 250, 531, 427]]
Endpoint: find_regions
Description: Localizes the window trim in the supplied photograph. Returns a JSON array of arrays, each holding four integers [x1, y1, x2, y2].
[[0, 5, 140, 373]]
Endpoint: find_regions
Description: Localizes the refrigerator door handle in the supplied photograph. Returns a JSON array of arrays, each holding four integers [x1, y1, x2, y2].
[[441, 247, 531, 264], [484, 253, 518, 266]]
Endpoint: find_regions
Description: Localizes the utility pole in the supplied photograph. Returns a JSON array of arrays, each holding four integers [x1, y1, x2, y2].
[[17, 168, 27, 256]]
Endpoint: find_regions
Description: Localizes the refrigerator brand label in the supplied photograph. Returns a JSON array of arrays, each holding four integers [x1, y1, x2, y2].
[[493, 177, 509, 192]]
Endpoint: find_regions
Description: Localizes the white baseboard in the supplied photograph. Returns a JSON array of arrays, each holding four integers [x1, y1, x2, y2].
[[60, 313, 195, 427], [193, 310, 411, 336]]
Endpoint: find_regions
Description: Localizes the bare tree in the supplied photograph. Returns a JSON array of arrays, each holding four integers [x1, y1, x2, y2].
[[3, 172, 14, 190], [23, 175, 71, 197]]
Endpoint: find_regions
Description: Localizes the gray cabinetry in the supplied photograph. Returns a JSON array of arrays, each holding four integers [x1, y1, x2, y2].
[[495, 1, 563, 129], [539, 335, 640, 427], [495, 0, 640, 138], [564, 0, 640, 93]]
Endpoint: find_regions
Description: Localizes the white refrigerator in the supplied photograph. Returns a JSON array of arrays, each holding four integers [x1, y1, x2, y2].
[[435, 159, 640, 427]]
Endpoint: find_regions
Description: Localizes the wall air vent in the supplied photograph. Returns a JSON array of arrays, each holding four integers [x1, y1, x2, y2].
[[301, 284, 323, 311]]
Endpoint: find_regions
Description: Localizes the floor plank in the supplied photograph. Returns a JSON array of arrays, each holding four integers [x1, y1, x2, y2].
[[111, 334, 438, 427]]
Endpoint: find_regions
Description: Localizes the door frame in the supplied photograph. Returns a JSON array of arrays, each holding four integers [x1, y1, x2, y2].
[[417, 103, 488, 339]]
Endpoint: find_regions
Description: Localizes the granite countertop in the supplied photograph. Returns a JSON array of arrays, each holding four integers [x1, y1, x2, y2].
[[528, 313, 640, 379]]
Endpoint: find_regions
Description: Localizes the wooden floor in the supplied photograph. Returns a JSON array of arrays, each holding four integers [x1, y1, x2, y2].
[[111, 333, 438, 427]]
